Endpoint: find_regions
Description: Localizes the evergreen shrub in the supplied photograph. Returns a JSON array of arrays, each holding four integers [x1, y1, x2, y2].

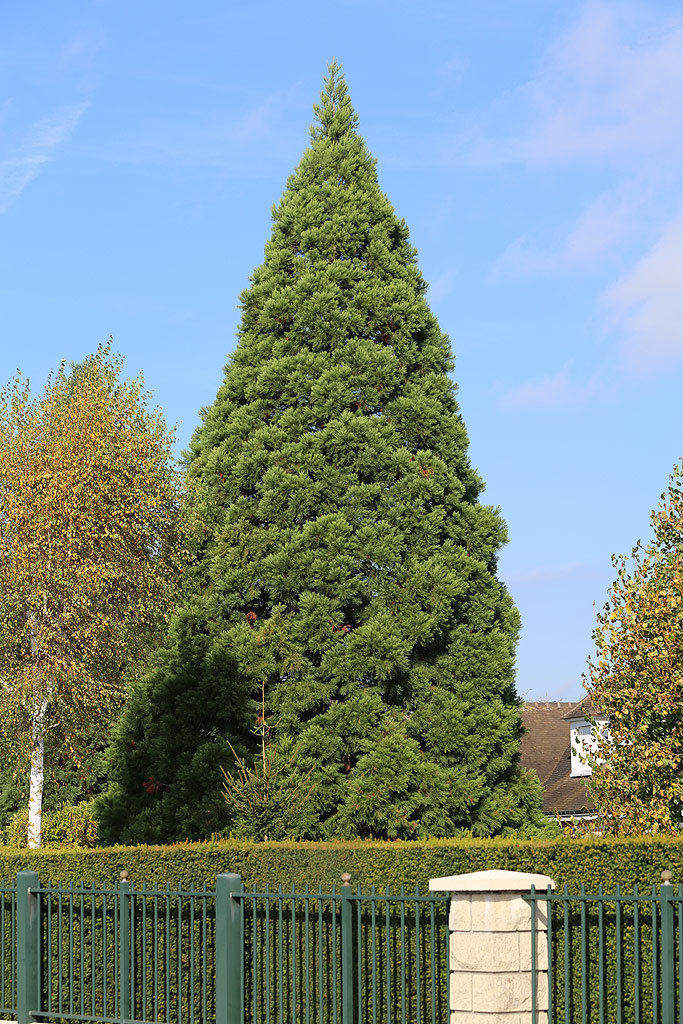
[[0, 836, 679, 890]]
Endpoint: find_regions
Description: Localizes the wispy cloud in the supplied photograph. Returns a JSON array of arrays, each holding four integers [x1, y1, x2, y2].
[[462, 2, 683, 168], [501, 363, 599, 410], [58, 30, 105, 69], [601, 209, 683, 370], [0, 102, 88, 214], [427, 266, 458, 303], [498, 183, 642, 276]]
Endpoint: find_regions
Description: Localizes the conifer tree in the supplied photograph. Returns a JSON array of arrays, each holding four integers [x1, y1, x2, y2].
[[102, 65, 543, 843]]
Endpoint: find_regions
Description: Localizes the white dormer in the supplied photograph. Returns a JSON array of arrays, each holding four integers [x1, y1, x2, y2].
[[565, 699, 609, 777]]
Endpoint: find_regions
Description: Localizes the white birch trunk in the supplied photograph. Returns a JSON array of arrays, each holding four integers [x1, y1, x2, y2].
[[27, 610, 47, 849], [28, 696, 47, 848]]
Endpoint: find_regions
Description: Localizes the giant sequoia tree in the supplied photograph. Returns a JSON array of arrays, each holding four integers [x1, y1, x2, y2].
[[101, 66, 543, 843]]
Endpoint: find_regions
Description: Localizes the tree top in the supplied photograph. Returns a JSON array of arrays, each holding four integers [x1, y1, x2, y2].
[[311, 61, 359, 142]]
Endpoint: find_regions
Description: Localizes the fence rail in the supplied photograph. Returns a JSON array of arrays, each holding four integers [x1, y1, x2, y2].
[[525, 880, 683, 1024], [0, 871, 449, 1024]]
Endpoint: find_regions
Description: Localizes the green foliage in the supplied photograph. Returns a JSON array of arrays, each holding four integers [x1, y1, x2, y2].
[[0, 838, 676, 1024], [102, 64, 539, 844], [3, 801, 98, 847], [0, 836, 679, 891], [0, 342, 187, 846], [587, 457, 683, 833]]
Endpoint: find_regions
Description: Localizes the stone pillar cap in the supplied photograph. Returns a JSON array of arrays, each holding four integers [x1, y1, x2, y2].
[[428, 869, 556, 893]]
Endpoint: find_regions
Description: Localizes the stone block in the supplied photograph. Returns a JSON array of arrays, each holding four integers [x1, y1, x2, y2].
[[450, 896, 472, 931], [449, 1008, 548, 1024], [470, 893, 548, 933], [450, 1013, 547, 1024], [450, 972, 473, 1011], [450, 931, 520, 972], [471, 971, 548, 1013], [518, 933, 549, 971]]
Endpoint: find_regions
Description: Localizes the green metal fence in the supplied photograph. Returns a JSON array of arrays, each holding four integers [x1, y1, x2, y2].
[[525, 879, 683, 1024], [237, 882, 449, 1024], [0, 871, 449, 1024], [0, 876, 17, 1017]]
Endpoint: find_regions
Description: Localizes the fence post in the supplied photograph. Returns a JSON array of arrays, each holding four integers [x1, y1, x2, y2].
[[341, 872, 353, 1024], [119, 871, 131, 1023], [660, 870, 675, 1024], [216, 873, 243, 1024], [16, 870, 40, 1024], [429, 869, 555, 1024]]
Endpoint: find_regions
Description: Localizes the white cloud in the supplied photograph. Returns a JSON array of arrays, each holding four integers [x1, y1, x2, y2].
[[462, 2, 683, 168], [501, 363, 599, 410], [499, 183, 641, 275], [601, 210, 683, 369], [0, 102, 88, 214], [233, 85, 301, 144]]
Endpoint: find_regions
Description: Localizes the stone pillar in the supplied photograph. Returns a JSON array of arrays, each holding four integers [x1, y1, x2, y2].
[[429, 869, 555, 1024]]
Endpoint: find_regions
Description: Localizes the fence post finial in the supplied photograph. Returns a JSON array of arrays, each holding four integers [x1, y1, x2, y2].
[[341, 871, 351, 886], [661, 869, 673, 885]]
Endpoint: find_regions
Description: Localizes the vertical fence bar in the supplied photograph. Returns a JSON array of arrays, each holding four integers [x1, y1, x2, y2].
[[615, 885, 622, 1024], [278, 887, 284, 1024], [414, 888, 421, 1024], [58, 885, 64, 1016], [530, 887, 537, 1024], [546, 885, 553, 1024], [598, 883, 605, 1024], [332, 887, 338, 1024], [660, 872, 675, 1024], [652, 885, 658, 1024], [317, 887, 323, 1024], [371, 888, 378, 1024], [120, 878, 131, 1024], [305, 886, 310, 1024], [356, 890, 362, 1024], [386, 886, 392, 1024], [177, 886, 183, 1024], [216, 873, 243, 1024], [341, 874, 353, 1024], [16, 871, 40, 1024], [291, 887, 297, 1024], [580, 883, 588, 1024], [677, 887, 683, 1024], [634, 885, 641, 1024], [68, 883, 74, 1018], [563, 887, 570, 1024]]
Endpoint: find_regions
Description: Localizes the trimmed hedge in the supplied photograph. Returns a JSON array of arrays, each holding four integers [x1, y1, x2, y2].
[[0, 835, 680, 891], [1, 836, 679, 1024]]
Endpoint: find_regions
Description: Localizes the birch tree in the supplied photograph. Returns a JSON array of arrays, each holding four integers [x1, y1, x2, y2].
[[0, 344, 185, 847], [586, 457, 683, 834]]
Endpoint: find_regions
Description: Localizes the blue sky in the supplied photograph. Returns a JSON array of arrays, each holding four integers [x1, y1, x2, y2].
[[3, 0, 683, 702]]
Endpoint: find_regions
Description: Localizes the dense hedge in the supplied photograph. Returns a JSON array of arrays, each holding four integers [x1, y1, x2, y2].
[[0, 835, 680, 891], [1, 837, 680, 1024]]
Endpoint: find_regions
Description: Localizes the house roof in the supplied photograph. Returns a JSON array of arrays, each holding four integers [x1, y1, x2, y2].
[[520, 702, 575, 785], [541, 745, 594, 816], [562, 694, 597, 721], [520, 702, 595, 816]]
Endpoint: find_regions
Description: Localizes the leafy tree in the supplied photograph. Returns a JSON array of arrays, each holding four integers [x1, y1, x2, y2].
[[0, 344, 185, 846], [102, 64, 542, 843], [586, 457, 683, 834]]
